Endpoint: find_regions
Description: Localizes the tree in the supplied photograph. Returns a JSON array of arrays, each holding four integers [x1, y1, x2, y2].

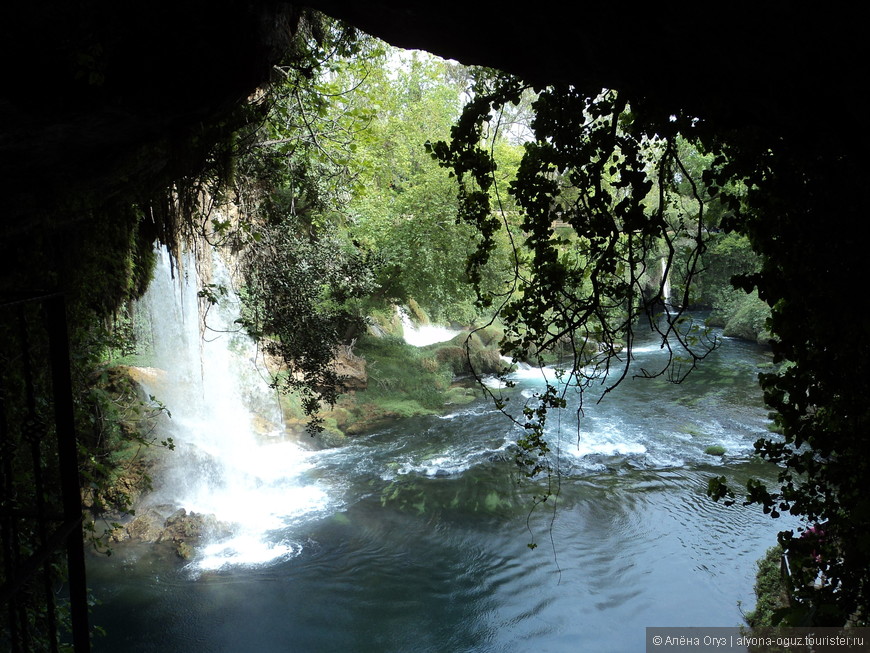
[[432, 71, 869, 625], [429, 76, 718, 474], [705, 131, 869, 625], [238, 218, 377, 429], [220, 22, 384, 430], [346, 50, 517, 323]]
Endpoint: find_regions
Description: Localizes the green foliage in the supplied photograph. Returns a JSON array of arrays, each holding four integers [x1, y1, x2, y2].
[[9, 2, 862, 632], [721, 290, 770, 342], [76, 368, 171, 526], [1, 12, 369, 643], [356, 335, 454, 410], [425, 56, 868, 623], [231, 44, 519, 431], [0, 297, 167, 647], [674, 231, 771, 341], [744, 545, 791, 628], [429, 76, 721, 481], [231, 24, 381, 238], [238, 217, 378, 430], [695, 119, 870, 623], [346, 50, 516, 323], [300, 330, 500, 436], [687, 232, 759, 308], [217, 25, 388, 432]]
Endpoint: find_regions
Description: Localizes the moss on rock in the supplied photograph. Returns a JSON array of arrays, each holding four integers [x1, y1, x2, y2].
[[745, 545, 791, 627]]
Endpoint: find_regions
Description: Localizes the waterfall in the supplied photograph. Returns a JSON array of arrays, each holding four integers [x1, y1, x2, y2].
[[661, 256, 673, 312], [399, 306, 459, 346], [134, 246, 336, 571]]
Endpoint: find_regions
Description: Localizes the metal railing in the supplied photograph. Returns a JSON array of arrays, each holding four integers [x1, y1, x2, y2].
[[1, 293, 90, 652]]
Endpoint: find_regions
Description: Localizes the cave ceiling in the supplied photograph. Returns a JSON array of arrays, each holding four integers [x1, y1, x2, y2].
[[303, 2, 861, 137], [1, 2, 861, 230]]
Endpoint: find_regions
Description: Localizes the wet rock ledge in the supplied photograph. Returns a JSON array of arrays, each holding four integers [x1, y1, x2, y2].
[[109, 505, 233, 560]]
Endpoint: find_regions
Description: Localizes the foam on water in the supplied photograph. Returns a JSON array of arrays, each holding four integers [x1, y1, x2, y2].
[[197, 534, 302, 570]]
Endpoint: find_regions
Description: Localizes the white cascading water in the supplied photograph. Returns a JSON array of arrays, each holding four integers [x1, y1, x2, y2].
[[661, 256, 673, 312], [135, 247, 337, 571], [399, 307, 459, 346]]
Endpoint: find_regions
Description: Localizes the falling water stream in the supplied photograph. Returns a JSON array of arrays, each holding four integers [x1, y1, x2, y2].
[[87, 247, 795, 652], [661, 256, 673, 312]]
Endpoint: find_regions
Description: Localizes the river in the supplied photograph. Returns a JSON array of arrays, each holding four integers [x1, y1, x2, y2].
[[87, 254, 794, 651]]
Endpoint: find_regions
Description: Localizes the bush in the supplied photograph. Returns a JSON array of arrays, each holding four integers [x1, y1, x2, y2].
[[745, 545, 790, 627], [722, 290, 771, 343]]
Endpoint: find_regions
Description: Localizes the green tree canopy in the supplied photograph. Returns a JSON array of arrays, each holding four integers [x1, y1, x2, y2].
[[346, 51, 517, 322]]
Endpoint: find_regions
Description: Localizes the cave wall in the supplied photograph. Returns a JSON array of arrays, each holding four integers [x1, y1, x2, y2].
[[3, 1, 860, 229], [302, 2, 861, 140], [1, 1, 299, 231]]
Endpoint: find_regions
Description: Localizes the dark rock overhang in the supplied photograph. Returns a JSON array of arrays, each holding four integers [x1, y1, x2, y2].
[[1, 1, 861, 230], [302, 1, 862, 136], [1, 1, 300, 228]]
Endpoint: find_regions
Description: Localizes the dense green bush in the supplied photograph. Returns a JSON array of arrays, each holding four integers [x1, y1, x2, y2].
[[670, 231, 771, 341]]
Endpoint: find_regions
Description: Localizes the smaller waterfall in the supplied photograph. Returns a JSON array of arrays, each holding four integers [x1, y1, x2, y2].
[[661, 257, 673, 312], [135, 247, 337, 571], [399, 307, 459, 347]]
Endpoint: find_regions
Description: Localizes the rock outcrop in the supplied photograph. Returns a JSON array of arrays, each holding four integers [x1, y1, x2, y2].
[[110, 506, 234, 560]]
